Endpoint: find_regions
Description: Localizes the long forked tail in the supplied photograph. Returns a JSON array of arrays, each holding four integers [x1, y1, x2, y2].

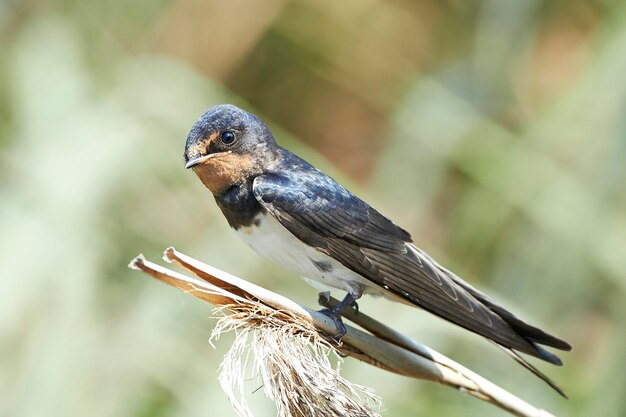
[[482, 300, 572, 356], [496, 344, 568, 398], [434, 261, 571, 395]]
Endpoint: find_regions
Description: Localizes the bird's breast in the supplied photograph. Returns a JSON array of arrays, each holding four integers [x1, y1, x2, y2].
[[235, 212, 387, 297]]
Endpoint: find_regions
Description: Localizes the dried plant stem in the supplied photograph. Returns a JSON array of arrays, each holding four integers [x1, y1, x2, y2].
[[211, 303, 382, 417], [129, 247, 558, 417]]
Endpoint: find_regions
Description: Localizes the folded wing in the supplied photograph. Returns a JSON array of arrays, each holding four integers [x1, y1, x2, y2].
[[252, 168, 570, 369]]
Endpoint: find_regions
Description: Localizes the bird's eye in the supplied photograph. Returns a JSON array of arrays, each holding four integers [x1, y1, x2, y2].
[[221, 130, 236, 145]]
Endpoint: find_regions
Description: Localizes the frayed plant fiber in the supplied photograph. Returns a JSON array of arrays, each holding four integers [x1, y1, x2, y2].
[[210, 302, 382, 417]]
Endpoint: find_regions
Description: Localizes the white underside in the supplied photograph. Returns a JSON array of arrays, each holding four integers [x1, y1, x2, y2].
[[235, 213, 389, 298]]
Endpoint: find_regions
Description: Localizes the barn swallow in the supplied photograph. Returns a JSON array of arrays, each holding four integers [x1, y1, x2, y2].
[[184, 104, 571, 395]]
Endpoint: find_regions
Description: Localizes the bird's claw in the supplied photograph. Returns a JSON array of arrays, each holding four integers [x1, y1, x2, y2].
[[319, 308, 348, 340], [318, 291, 332, 307], [317, 292, 361, 340]]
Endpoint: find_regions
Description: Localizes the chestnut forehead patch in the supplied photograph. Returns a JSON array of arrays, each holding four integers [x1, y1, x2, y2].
[[187, 132, 220, 158]]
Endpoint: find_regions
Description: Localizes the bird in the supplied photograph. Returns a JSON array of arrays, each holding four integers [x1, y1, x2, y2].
[[184, 104, 571, 396]]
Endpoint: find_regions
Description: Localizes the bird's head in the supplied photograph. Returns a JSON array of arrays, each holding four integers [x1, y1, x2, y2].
[[184, 104, 277, 195]]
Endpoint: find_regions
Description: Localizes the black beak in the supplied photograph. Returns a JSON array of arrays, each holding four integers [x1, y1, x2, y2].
[[184, 151, 232, 169]]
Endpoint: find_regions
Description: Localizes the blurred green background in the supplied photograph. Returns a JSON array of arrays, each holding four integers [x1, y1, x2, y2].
[[1, 0, 625, 416]]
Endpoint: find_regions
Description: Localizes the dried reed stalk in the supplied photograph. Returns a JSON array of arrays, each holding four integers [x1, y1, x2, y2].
[[129, 247, 558, 417]]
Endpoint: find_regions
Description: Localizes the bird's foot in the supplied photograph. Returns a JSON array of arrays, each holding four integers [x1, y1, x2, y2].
[[317, 292, 360, 341], [318, 308, 348, 340]]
